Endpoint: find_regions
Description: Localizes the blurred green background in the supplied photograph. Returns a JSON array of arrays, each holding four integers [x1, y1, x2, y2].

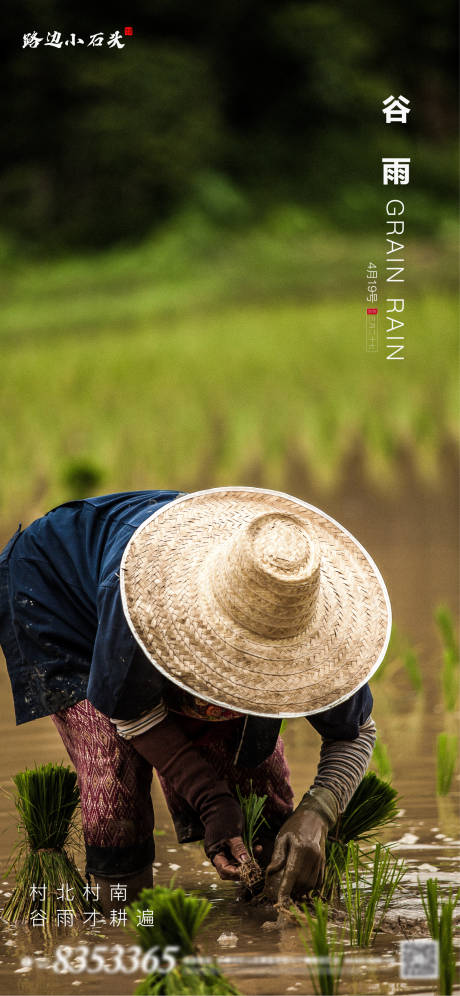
[[1, 0, 458, 529]]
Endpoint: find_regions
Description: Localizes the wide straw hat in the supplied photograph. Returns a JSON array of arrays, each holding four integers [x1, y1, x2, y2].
[[120, 487, 391, 718]]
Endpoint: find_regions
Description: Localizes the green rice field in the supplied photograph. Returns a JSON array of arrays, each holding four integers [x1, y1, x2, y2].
[[1, 216, 457, 526]]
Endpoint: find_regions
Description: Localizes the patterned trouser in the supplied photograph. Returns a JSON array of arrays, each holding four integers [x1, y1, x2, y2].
[[52, 700, 294, 878]]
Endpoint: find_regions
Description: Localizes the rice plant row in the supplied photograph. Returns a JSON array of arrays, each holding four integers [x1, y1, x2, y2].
[[338, 841, 406, 947], [418, 877, 460, 996], [294, 897, 344, 996]]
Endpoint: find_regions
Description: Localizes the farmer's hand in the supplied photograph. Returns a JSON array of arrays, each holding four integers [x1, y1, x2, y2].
[[212, 836, 250, 881], [202, 792, 248, 877], [133, 716, 248, 877], [264, 788, 339, 906], [212, 833, 276, 881]]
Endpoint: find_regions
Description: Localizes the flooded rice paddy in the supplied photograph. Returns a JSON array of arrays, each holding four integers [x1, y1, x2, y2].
[[0, 461, 458, 995]]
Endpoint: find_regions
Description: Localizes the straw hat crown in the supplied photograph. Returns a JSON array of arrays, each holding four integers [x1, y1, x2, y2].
[[209, 512, 321, 639]]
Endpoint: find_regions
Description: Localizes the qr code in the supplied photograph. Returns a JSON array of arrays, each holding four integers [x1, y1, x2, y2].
[[400, 940, 439, 979]]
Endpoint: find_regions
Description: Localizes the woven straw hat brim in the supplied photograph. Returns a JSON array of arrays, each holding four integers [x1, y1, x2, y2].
[[120, 487, 391, 717]]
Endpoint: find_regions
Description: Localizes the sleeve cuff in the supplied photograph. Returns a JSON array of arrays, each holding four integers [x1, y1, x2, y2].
[[112, 701, 167, 739], [301, 786, 340, 828]]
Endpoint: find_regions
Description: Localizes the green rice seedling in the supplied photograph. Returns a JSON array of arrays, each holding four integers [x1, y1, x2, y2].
[[339, 841, 406, 947], [442, 649, 459, 711], [438, 902, 458, 996], [126, 886, 211, 958], [418, 878, 460, 995], [436, 733, 458, 796], [2, 763, 92, 925], [419, 877, 440, 938], [235, 782, 268, 858], [235, 782, 268, 892], [293, 896, 344, 995], [321, 842, 346, 905], [435, 605, 459, 712], [135, 964, 240, 995], [403, 649, 423, 693], [322, 772, 400, 901], [127, 886, 240, 995], [371, 739, 392, 781], [435, 605, 459, 661]]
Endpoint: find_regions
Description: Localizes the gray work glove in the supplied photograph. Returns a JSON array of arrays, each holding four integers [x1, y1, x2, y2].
[[264, 786, 339, 906]]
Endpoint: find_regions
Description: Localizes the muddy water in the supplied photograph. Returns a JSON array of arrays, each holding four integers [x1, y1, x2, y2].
[[0, 462, 458, 996]]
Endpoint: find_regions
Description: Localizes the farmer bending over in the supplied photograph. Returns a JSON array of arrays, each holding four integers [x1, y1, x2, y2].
[[0, 488, 390, 913]]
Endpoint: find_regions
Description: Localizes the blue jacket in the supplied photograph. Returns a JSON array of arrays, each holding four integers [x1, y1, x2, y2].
[[0, 490, 373, 766]]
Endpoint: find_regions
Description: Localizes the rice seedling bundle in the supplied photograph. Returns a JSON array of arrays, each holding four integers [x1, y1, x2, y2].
[[339, 841, 406, 947], [127, 886, 240, 995], [293, 896, 344, 995], [334, 772, 400, 843], [2, 763, 91, 925], [418, 878, 460, 995], [322, 772, 400, 901]]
